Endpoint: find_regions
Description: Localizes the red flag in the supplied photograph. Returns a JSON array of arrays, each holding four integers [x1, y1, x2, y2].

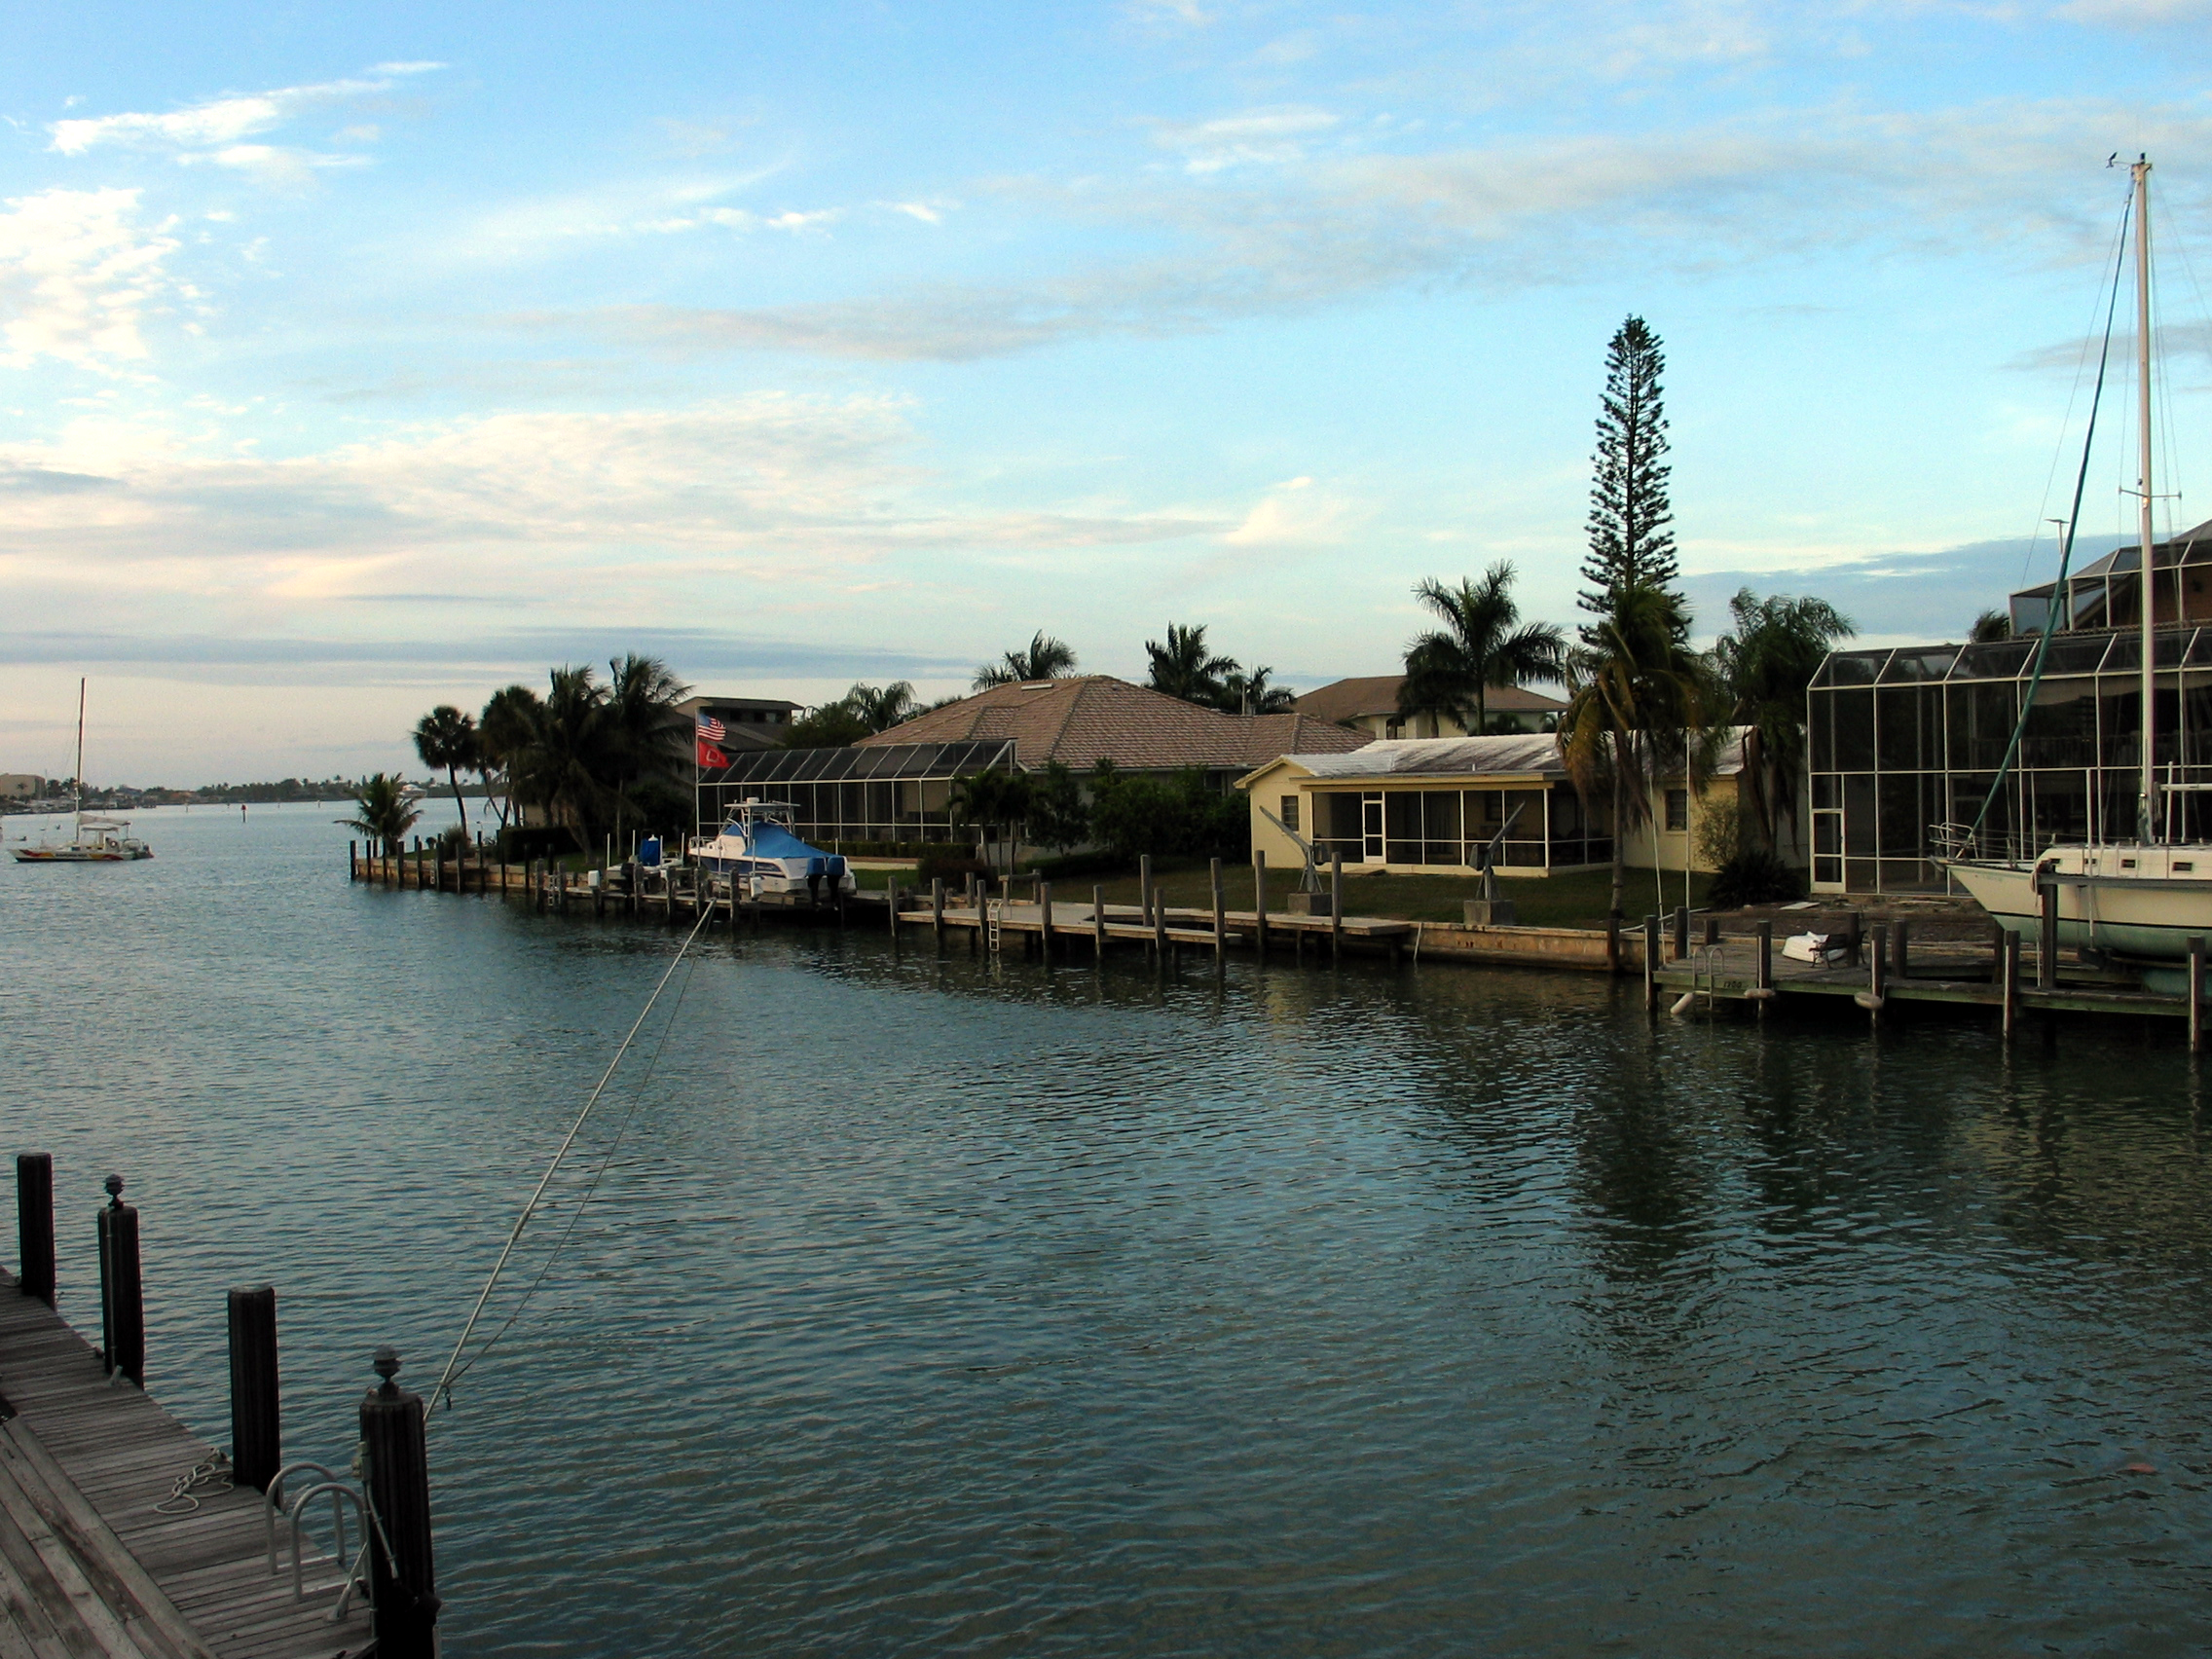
[[697, 738, 729, 768]]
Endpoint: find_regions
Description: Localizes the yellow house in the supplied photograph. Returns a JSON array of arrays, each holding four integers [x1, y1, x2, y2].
[[1237, 733, 1750, 879]]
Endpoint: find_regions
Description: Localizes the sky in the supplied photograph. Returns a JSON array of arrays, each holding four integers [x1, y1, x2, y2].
[[4, 1, 2212, 784]]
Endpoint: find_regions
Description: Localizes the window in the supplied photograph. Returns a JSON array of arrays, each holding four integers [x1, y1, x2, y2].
[[1279, 794, 1300, 832], [1665, 788, 1688, 831]]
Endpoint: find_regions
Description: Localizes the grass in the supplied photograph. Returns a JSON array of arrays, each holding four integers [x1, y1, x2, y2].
[[879, 859, 1713, 930]]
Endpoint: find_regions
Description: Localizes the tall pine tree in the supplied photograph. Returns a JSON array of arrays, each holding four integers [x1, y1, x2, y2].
[[1580, 315, 1680, 639]]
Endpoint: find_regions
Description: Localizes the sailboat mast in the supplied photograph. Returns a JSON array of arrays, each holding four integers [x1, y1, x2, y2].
[[2134, 156, 2159, 844], [73, 677, 86, 836]]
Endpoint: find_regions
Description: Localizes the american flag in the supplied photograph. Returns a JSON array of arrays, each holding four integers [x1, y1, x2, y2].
[[696, 713, 727, 742]]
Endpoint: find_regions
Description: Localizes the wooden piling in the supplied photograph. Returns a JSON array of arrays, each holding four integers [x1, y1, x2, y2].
[[1093, 884, 1107, 960], [1753, 920, 1773, 1015], [2002, 929, 2020, 1039], [1893, 918, 1911, 979], [1643, 914, 1660, 1014], [1672, 905, 1688, 964], [2037, 875, 2058, 990], [1038, 880, 1052, 966], [227, 1285, 280, 1493], [17, 1153, 54, 1307], [2193, 937, 2206, 1054], [1253, 851, 1269, 961], [1330, 856, 1343, 966], [887, 876, 901, 938], [932, 876, 945, 941], [971, 875, 982, 955], [360, 1348, 440, 1659], [1210, 858, 1225, 963], [1139, 856, 1154, 930], [349, 839, 358, 882], [1863, 923, 1887, 1023], [1153, 883, 1167, 963], [96, 1175, 143, 1386], [1606, 913, 1621, 975], [1703, 917, 1720, 947]]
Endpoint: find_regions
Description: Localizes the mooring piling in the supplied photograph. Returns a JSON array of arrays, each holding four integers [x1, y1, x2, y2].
[[2038, 876, 2058, 990], [1210, 858, 1226, 964], [17, 1153, 54, 1307], [228, 1284, 281, 1493], [360, 1347, 441, 1659], [1038, 879, 1053, 967], [1252, 850, 1269, 961], [1331, 856, 1344, 966], [1643, 914, 1660, 1014], [96, 1174, 143, 1386], [2193, 936, 2206, 1054]]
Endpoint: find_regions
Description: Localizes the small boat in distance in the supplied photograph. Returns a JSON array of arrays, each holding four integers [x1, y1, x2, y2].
[[10, 680, 153, 865], [689, 799, 853, 901]]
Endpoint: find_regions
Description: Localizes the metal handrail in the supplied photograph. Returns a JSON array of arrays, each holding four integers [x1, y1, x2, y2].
[[262, 1461, 345, 1573], [282, 1482, 370, 1612]]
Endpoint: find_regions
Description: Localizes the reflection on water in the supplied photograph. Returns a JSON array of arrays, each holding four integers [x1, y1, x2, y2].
[[4, 805, 2211, 1655]]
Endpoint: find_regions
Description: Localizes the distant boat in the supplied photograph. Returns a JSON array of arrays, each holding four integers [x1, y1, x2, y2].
[[1939, 156, 2212, 967], [10, 680, 153, 864], [690, 799, 853, 900]]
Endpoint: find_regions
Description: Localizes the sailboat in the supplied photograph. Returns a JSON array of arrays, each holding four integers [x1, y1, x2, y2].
[[9, 680, 152, 864], [1940, 156, 2212, 965]]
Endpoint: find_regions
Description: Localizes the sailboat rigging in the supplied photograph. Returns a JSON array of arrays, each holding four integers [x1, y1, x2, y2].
[[9, 679, 152, 864], [1938, 156, 2212, 964]]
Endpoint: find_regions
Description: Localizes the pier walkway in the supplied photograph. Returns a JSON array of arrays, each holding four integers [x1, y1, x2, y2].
[[0, 1274, 364, 1659]]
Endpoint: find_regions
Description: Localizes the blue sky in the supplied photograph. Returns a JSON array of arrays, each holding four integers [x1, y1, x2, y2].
[[3, 0, 2210, 781]]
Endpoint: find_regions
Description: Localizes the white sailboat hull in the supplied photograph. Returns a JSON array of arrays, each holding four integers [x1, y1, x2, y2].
[[1944, 845, 2212, 960]]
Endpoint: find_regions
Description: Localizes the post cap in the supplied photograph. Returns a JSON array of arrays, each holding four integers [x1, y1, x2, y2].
[[373, 1346, 401, 1388], [102, 1174, 124, 1205]]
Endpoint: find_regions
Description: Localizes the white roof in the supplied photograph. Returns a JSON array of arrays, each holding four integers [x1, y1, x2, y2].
[[1253, 730, 1747, 784]]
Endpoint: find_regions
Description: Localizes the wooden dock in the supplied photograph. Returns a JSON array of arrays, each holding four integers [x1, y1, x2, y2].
[[0, 1273, 366, 1659]]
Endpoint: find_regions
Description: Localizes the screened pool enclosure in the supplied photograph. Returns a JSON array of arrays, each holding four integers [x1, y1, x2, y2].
[[695, 741, 1014, 846]]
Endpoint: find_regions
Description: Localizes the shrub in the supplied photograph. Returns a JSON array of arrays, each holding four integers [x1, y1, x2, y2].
[[1087, 765, 1246, 863], [1708, 847, 1807, 907], [916, 849, 991, 886]]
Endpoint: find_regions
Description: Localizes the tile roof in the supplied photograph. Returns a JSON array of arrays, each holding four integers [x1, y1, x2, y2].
[[855, 676, 1371, 770], [1293, 674, 1566, 725]]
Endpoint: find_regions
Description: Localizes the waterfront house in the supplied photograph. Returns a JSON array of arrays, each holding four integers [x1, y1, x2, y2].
[[695, 675, 1368, 847], [1238, 732, 1747, 879], [680, 694, 802, 754], [1294, 674, 1565, 740], [1808, 517, 2212, 895]]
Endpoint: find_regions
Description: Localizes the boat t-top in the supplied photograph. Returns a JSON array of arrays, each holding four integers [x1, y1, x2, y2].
[[9, 681, 153, 865], [689, 799, 854, 901]]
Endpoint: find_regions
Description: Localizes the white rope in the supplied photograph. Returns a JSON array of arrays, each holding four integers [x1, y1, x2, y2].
[[427, 896, 717, 1418]]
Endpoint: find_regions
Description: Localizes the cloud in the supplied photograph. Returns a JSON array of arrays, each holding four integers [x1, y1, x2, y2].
[[46, 65, 441, 180], [542, 95, 2212, 363], [0, 188, 179, 371], [2055, 0, 2212, 21], [1222, 475, 1351, 547], [1149, 106, 1341, 173]]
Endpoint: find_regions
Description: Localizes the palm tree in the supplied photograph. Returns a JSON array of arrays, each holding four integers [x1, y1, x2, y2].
[[478, 683, 541, 833], [974, 632, 1078, 690], [1397, 565, 1565, 736], [1218, 664, 1297, 715], [1969, 608, 2009, 643], [411, 705, 480, 835], [1145, 622, 1237, 706], [339, 772, 421, 855], [507, 666, 619, 852], [1558, 583, 1712, 921], [848, 682, 922, 732], [948, 767, 1032, 874], [604, 654, 692, 837], [1711, 588, 1855, 857]]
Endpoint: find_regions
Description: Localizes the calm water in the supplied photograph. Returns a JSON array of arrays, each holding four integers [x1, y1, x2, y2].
[[3, 803, 2210, 1654]]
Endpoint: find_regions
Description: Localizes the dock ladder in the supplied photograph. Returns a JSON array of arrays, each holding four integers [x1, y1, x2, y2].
[[984, 893, 1003, 955]]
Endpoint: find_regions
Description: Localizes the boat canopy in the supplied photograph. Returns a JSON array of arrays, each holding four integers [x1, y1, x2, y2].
[[742, 820, 832, 862]]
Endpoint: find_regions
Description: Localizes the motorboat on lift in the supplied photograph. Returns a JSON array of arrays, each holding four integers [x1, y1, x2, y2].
[[689, 799, 855, 901], [9, 681, 153, 864]]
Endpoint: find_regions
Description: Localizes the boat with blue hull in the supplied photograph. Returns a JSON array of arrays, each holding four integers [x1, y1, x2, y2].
[[689, 800, 856, 902]]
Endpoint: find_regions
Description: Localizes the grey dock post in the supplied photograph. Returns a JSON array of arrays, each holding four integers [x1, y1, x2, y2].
[[1892, 918, 1911, 979], [1139, 856, 1154, 932], [96, 1175, 142, 1386], [2185, 938, 2202, 1052], [17, 1154, 54, 1307], [1672, 904, 1688, 964], [970, 875, 981, 955], [1753, 920, 1773, 1016], [228, 1285, 280, 1493], [1863, 923, 1888, 1024], [1704, 916, 1720, 947], [2037, 874, 2058, 990], [1152, 881, 1167, 963], [1038, 879, 1052, 966], [887, 876, 900, 938], [2001, 929, 2020, 1039], [1330, 856, 1343, 965], [1093, 884, 1107, 960], [932, 877, 945, 942], [360, 1348, 440, 1659], [1642, 914, 1659, 1013], [1252, 851, 1269, 961], [1210, 858, 1226, 963]]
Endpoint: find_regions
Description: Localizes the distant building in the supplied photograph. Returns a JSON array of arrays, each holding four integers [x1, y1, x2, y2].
[[679, 695, 801, 756], [1293, 675, 1565, 740], [695, 676, 1368, 845], [0, 774, 41, 800]]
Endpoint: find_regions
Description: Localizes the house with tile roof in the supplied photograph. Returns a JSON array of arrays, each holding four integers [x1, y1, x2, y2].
[[1294, 674, 1565, 741], [694, 676, 1368, 850]]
